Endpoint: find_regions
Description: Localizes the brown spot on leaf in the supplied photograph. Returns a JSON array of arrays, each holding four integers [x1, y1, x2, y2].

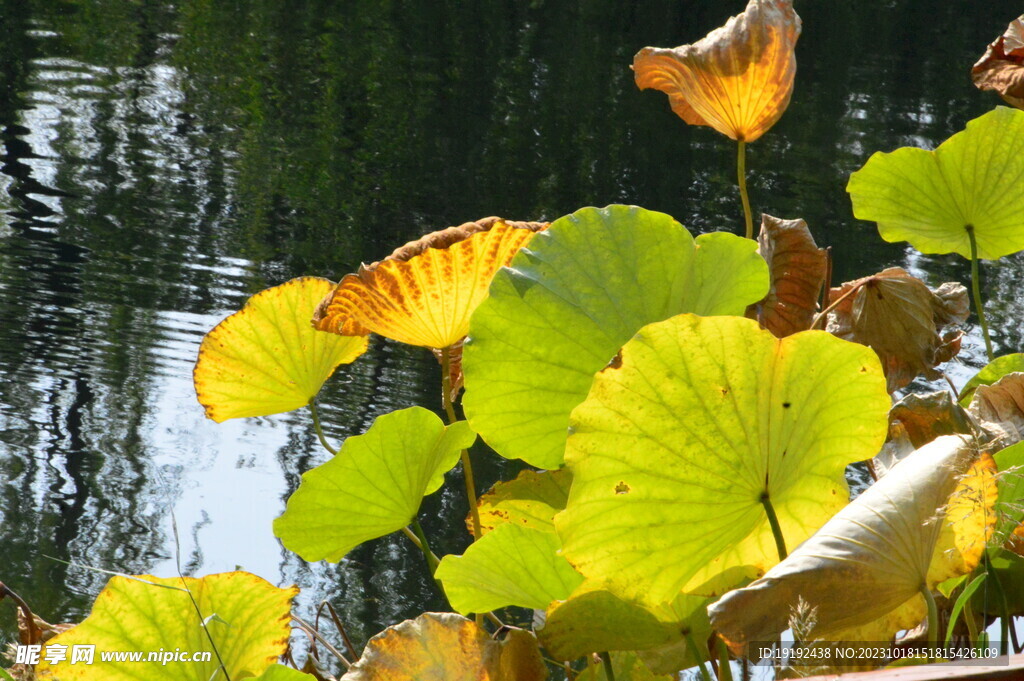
[[604, 351, 624, 372], [615, 482, 631, 495]]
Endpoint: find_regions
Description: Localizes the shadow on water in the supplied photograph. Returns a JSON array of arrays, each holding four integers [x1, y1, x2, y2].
[[0, 0, 1022, 668]]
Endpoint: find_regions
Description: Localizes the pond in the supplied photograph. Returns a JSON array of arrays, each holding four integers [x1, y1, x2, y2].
[[1, 0, 1022, 671]]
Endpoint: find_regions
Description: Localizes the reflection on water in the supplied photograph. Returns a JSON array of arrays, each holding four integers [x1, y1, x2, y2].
[[0, 0, 1022, 668]]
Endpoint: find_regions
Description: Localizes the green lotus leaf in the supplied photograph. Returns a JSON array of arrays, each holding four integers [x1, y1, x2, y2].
[[340, 613, 547, 681], [708, 435, 991, 653], [274, 407, 476, 562], [36, 572, 297, 681], [578, 651, 675, 681], [847, 107, 1024, 260], [960, 354, 1024, 406], [436, 524, 583, 614], [539, 585, 710, 671], [556, 314, 889, 603], [463, 204, 769, 469], [994, 441, 1024, 543], [474, 468, 572, 535]]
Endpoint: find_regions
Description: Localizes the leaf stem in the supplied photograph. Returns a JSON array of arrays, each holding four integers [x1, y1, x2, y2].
[[685, 631, 713, 681], [760, 492, 788, 561], [920, 582, 938, 661], [737, 140, 753, 240], [0, 582, 39, 645], [716, 636, 735, 681], [599, 651, 616, 681], [441, 346, 482, 540], [308, 399, 338, 455], [966, 226, 994, 362], [407, 520, 441, 576], [810, 278, 869, 330], [983, 552, 1010, 656]]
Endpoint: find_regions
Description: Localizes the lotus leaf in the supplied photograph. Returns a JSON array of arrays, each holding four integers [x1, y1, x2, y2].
[[994, 441, 1024, 547], [194, 277, 368, 422], [254, 666, 317, 680], [436, 524, 582, 614], [708, 435, 993, 652], [750, 214, 827, 337], [847, 107, 1024, 260], [873, 391, 976, 479], [972, 15, 1024, 110], [539, 586, 710, 671], [556, 314, 888, 603], [825, 268, 968, 392], [967, 372, 1024, 445], [632, 0, 801, 142], [314, 217, 546, 350], [473, 468, 572, 536], [274, 407, 476, 562], [463, 205, 768, 469], [36, 572, 297, 681], [577, 651, 675, 681], [340, 613, 547, 681], [960, 354, 1024, 406]]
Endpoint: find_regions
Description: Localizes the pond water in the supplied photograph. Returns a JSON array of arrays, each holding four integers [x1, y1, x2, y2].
[[1, 0, 1022, 671]]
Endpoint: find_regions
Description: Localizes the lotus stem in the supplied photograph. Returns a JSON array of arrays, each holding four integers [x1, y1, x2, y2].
[[685, 631, 713, 681], [737, 140, 754, 240], [441, 346, 482, 541], [716, 636, 735, 681], [0, 582, 40, 645], [408, 520, 441, 575], [759, 492, 788, 561], [982, 552, 1010, 656], [810, 278, 869, 330], [307, 399, 338, 455], [599, 651, 616, 681], [920, 582, 938, 660], [966, 226, 994, 362]]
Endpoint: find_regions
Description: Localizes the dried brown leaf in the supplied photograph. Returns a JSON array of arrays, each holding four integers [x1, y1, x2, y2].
[[826, 267, 968, 392], [749, 214, 826, 337], [972, 15, 1024, 110], [968, 372, 1024, 446]]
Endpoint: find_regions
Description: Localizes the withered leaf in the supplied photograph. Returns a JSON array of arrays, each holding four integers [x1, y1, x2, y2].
[[825, 268, 969, 392], [749, 214, 827, 337], [633, 0, 801, 142], [972, 15, 1024, 110], [968, 372, 1024, 446], [874, 391, 977, 478], [314, 218, 547, 350], [341, 613, 547, 681]]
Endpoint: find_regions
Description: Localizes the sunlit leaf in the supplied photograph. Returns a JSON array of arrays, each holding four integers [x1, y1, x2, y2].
[[847, 107, 1024, 260], [749, 215, 827, 337], [340, 613, 547, 681], [632, 0, 801, 142], [825, 268, 968, 392], [577, 651, 675, 681], [273, 407, 476, 562], [556, 314, 889, 603], [960, 353, 1024, 406], [708, 435, 991, 652], [539, 586, 710, 672], [994, 441, 1024, 549], [474, 468, 572, 536], [194, 277, 368, 422], [314, 218, 546, 350], [967, 372, 1024, 445], [254, 666, 317, 680], [972, 15, 1024, 110], [36, 572, 297, 681], [463, 205, 768, 469], [436, 524, 582, 614]]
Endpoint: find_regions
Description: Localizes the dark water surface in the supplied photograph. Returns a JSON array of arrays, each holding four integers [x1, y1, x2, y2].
[[1, 0, 1022, 667]]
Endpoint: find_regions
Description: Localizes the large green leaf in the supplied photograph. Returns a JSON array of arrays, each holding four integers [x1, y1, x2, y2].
[[556, 314, 889, 603], [274, 407, 476, 562], [847, 107, 1024, 260], [474, 468, 572, 535], [436, 524, 583, 614], [708, 435, 991, 651], [36, 572, 297, 681], [463, 205, 769, 469]]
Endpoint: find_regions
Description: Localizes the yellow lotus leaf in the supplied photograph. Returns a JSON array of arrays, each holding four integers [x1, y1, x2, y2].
[[36, 572, 297, 681], [633, 0, 801, 142], [972, 15, 1024, 110], [314, 217, 547, 350], [340, 613, 547, 681], [473, 468, 572, 536], [194, 277, 368, 422], [940, 451, 998, 575]]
